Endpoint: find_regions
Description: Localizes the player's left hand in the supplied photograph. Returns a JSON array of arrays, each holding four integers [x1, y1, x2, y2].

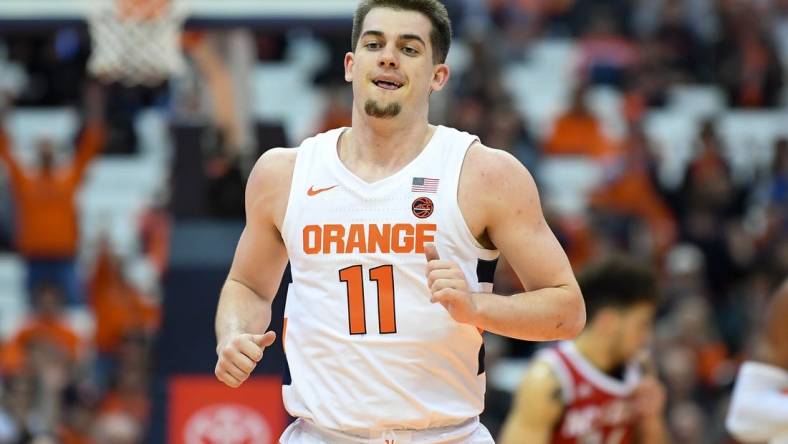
[[632, 375, 667, 420], [425, 244, 477, 325]]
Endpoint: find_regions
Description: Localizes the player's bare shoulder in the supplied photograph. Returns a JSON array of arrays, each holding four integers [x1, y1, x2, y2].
[[246, 147, 298, 229], [458, 142, 540, 241], [500, 357, 564, 443], [519, 358, 564, 403], [461, 142, 538, 204]]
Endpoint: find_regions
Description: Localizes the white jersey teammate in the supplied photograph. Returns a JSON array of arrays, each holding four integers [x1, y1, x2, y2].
[[726, 279, 788, 444], [214, 1, 586, 442]]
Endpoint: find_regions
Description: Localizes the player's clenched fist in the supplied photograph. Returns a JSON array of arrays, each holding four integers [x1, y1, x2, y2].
[[215, 331, 276, 388], [424, 243, 477, 325]]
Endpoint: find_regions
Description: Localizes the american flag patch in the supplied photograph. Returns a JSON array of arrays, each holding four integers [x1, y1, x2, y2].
[[412, 177, 439, 193]]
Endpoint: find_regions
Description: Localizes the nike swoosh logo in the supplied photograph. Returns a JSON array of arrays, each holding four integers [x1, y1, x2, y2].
[[307, 185, 338, 196]]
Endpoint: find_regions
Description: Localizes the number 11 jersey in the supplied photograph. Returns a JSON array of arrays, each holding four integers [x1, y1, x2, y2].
[[280, 125, 499, 433]]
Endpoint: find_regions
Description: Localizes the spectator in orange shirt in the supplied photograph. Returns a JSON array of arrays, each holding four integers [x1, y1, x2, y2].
[[717, 3, 784, 108], [0, 117, 104, 306], [0, 283, 83, 376], [89, 235, 160, 391], [89, 238, 160, 359], [543, 83, 618, 159], [590, 123, 677, 256]]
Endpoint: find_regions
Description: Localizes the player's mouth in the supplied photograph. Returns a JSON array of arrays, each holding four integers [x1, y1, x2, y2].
[[372, 77, 404, 90]]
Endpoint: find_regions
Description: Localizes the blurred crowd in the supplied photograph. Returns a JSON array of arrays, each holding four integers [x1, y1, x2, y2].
[[0, 107, 164, 442], [0, 0, 786, 443], [443, 0, 787, 442]]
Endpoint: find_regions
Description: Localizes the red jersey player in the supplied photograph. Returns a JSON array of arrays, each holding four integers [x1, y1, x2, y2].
[[500, 256, 671, 444]]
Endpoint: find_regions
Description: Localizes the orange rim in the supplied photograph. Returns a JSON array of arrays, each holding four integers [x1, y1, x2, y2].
[[115, 0, 169, 21]]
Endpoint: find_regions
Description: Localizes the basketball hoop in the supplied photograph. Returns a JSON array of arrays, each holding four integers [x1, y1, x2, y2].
[[87, 0, 187, 86]]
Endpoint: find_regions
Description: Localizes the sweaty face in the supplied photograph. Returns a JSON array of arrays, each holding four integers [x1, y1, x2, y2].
[[345, 7, 447, 120], [609, 302, 656, 364]]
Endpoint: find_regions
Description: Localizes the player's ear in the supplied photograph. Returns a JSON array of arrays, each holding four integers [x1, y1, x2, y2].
[[429, 63, 450, 93], [594, 309, 619, 331], [344, 52, 355, 83]]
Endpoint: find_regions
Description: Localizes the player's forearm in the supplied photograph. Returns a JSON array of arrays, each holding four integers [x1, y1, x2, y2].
[[0, 129, 22, 178], [0, 136, 13, 166], [215, 278, 273, 351], [471, 286, 585, 341], [74, 121, 105, 174], [637, 417, 671, 444]]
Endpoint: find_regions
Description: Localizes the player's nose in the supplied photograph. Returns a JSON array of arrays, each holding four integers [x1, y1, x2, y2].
[[377, 45, 399, 68]]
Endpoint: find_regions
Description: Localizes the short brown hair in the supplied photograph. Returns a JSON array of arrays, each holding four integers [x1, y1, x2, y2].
[[351, 0, 452, 64], [578, 255, 659, 320]]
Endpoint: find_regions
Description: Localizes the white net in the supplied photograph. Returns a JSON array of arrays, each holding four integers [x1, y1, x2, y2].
[[87, 0, 188, 86]]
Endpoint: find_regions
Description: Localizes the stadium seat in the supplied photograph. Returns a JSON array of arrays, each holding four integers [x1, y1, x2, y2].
[[5, 108, 79, 165], [643, 110, 700, 188], [505, 39, 577, 139], [717, 111, 788, 182], [667, 85, 726, 119], [253, 60, 325, 144], [0, 254, 27, 340], [587, 86, 625, 140], [538, 157, 604, 216]]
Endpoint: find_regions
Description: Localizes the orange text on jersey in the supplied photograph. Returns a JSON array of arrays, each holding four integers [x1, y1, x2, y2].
[[303, 223, 436, 255]]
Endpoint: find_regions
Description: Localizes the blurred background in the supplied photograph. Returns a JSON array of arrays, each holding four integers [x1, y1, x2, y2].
[[0, 0, 785, 442]]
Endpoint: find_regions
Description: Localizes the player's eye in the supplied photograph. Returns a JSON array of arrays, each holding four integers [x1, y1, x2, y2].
[[402, 46, 419, 55], [365, 42, 382, 50]]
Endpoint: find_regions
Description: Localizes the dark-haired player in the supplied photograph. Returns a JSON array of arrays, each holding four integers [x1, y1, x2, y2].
[[501, 256, 670, 444]]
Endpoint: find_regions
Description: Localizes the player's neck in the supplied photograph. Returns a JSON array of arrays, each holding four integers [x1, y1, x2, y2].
[[574, 331, 619, 373], [341, 109, 434, 181]]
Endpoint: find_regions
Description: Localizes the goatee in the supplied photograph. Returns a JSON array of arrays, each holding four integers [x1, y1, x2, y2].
[[364, 100, 401, 119]]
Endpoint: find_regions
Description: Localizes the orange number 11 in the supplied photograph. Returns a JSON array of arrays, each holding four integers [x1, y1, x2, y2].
[[338, 265, 396, 335]]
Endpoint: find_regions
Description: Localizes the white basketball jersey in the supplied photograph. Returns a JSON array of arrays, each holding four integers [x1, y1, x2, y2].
[[280, 125, 499, 432]]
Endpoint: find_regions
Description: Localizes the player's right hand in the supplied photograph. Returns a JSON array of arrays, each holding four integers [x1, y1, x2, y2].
[[215, 331, 276, 388], [632, 375, 667, 419]]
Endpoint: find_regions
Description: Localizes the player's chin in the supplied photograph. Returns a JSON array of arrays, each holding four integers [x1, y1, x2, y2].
[[364, 99, 402, 119], [367, 112, 402, 120]]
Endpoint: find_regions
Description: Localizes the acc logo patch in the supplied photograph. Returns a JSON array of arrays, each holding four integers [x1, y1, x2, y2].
[[412, 196, 434, 219]]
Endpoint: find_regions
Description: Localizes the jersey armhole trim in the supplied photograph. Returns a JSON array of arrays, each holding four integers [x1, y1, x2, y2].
[[451, 139, 499, 261], [280, 145, 306, 244]]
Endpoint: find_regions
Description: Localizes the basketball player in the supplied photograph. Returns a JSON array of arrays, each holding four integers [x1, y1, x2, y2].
[[500, 256, 671, 444], [214, 0, 586, 442], [726, 279, 788, 444]]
